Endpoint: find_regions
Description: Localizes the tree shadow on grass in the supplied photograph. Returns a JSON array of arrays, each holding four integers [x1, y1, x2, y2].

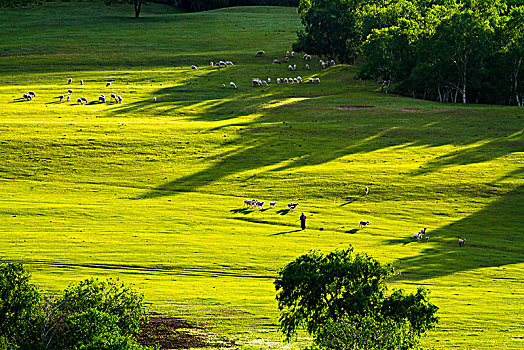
[[271, 229, 302, 236], [387, 184, 524, 281], [340, 196, 359, 207]]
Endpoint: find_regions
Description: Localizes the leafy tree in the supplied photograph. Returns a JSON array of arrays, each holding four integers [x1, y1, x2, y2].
[[0, 262, 42, 349], [274, 247, 438, 349], [293, 0, 363, 63], [42, 278, 149, 349]]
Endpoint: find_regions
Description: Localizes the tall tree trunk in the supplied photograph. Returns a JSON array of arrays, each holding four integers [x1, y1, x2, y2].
[[462, 57, 467, 104], [134, 0, 142, 18], [514, 58, 522, 106]]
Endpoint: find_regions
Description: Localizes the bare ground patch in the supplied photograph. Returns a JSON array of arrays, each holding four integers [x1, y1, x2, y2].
[[137, 316, 236, 349], [335, 105, 375, 110]]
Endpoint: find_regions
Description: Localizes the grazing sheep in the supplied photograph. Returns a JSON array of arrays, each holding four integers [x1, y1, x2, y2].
[[77, 98, 83, 105], [425, 236, 429, 242], [284, 78, 289, 83], [229, 82, 237, 89], [68, 89, 72, 94], [28, 91, 35, 97], [252, 78, 262, 87], [291, 51, 295, 58], [286, 51, 290, 57], [421, 228, 427, 234], [330, 59, 336, 66], [98, 95, 106, 103], [287, 202, 299, 210], [225, 61, 234, 66], [303, 54, 312, 61], [221, 84, 226, 88], [117, 95, 122, 103], [267, 78, 271, 84], [256, 201, 265, 210], [106, 82, 111, 87], [210, 62, 214, 67], [413, 232, 421, 239], [244, 199, 253, 208], [23, 93, 31, 101], [459, 238, 466, 247], [153, 97, 157, 102], [273, 59, 281, 64], [59, 94, 64, 102], [110, 93, 116, 99], [80, 97, 88, 104], [269, 201, 277, 208], [285, 56, 289, 62], [306, 64, 310, 70], [277, 78, 281, 84], [315, 77, 320, 83], [68, 78, 72, 84], [191, 65, 197, 70], [293, 78, 298, 83], [255, 50, 265, 57], [80, 79, 84, 85], [288, 65, 293, 71], [261, 80, 268, 86], [365, 186, 369, 195], [66, 96, 70, 102], [297, 76, 302, 83], [293, 64, 297, 71], [359, 220, 370, 228], [218, 60, 226, 67], [321, 61, 327, 69], [308, 77, 314, 83]]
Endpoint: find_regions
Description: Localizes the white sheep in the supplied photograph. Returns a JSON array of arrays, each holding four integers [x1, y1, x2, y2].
[[308, 77, 314, 83], [98, 95, 106, 103], [315, 77, 320, 83], [106, 82, 111, 87], [80, 97, 87, 104], [230, 82, 237, 89], [191, 65, 197, 70], [297, 76, 302, 83], [221, 84, 226, 88], [210, 62, 214, 67], [255, 50, 265, 57], [291, 51, 295, 58], [153, 97, 157, 102], [277, 78, 281, 84], [288, 65, 293, 71], [28, 91, 35, 97], [269, 201, 277, 208], [284, 78, 289, 83], [330, 59, 336, 66], [286, 51, 290, 57], [66, 95, 70, 102], [267, 78, 271, 84], [273, 59, 281, 64], [77, 98, 83, 105], [59, 94, 64, 101], [110, 93, 116, 99], [23, 93, 31, 101], [80, 79, 84, 85], [365, 186, 369, 195], [68, 78, 72, 84], [293, 64, 296, 70], [225, 61, 234, 66], [117, 96, 123, 103], [459, 238, 466, 247], [68, 89, 72, 94], [305, 64, 310, 70]]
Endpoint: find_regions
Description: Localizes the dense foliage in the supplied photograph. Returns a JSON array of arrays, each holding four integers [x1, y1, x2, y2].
[[275, 248, 439, 349], [0, 262, 151, 350], [294, 0, 524, 105]]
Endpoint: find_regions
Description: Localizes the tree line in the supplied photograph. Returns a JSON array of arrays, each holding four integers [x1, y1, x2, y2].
[[293, 0, 524, 105]]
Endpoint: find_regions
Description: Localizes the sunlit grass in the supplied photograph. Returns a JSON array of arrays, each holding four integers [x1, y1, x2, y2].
[[0, 2, 523, 349]]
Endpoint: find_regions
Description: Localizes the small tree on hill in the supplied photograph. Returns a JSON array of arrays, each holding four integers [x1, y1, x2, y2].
[[105, 0, 148, 18], [275, 247, 439, 349]]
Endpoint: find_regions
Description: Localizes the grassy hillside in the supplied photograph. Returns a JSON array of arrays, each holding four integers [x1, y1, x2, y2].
[[0, 2, 523, 349]]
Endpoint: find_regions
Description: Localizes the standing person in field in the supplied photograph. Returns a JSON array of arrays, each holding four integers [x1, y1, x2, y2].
[[300, 212, 306, 230]]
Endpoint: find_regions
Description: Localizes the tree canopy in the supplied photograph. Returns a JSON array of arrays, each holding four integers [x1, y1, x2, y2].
[[275, 247, 439, 349], [295, 0, 524, 105]]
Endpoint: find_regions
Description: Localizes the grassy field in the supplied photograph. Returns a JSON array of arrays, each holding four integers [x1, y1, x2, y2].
[[0, 2, 523, 349]]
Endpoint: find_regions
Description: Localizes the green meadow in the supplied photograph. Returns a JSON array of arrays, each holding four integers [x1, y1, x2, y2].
[[0, 2, 523, 349]]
